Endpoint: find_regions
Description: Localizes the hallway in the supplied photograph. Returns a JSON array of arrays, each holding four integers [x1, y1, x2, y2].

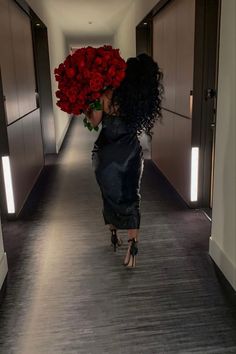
[[0, 118, 236, 353]]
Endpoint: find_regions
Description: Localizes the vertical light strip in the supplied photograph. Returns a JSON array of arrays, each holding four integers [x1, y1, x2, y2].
[[191, 147, 199, 202], [2, 156, 15, 214]]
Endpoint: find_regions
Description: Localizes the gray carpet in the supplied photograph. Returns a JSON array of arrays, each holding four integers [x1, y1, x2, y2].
[[0, 118, 236, 354]]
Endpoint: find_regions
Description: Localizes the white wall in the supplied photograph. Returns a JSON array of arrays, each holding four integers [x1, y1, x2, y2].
[[113, 1, 136, 59], [0, 214, 8, 291], [27, 0, 71, 153], [113, 0, 160, 59], [209, 0, 236, 290]]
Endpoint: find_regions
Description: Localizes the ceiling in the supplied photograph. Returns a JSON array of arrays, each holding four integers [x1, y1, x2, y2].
[[43, 0, 135, 37]]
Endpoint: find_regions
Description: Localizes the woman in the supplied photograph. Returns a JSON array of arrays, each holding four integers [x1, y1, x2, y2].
[[86, 53, 162, 268]]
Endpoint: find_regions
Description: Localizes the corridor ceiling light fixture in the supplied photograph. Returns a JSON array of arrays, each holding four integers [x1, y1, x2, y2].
[[143, 22, 148, 25], [190, 147, 199, 202], [2, 156, 15, 214]]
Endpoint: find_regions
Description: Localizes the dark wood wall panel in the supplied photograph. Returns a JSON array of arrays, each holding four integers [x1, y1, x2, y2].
[[152, 112, 192, 202], [0, 0, 19, 123], [0, 0, 44, 216], [175, 0, 195, 117], [7, 109, 44, 214], [9, 0, 36, 120], [153, 0, 195, 117], [7, 120, 26, 213], [32, 26, 56, 153], [152, 110, 174, 180], [161, 1, 176, 111], [172, 116, 191, 199], [152, 0, 195, 204]]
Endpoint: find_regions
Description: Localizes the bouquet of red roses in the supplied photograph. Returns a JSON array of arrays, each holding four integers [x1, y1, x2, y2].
[[54, 45, 126, 130]]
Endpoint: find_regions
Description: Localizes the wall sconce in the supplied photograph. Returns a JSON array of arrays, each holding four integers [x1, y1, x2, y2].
[[2, 156, 15, 214], [191, 147, 199, 202]]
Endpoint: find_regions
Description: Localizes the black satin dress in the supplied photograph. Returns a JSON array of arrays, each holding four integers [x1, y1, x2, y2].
[[92, 112, 144, 229]]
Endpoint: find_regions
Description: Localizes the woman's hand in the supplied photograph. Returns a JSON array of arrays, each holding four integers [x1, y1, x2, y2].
[[85, 96, 104, 128]]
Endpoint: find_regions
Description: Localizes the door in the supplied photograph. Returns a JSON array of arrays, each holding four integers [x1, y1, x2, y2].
[[192, 0, 221, 211]]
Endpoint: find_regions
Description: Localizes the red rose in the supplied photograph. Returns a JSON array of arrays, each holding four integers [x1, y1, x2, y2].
[[78, 92, 86, 103], [103, 53, 111, 62], [89, 73, 104, 92], [83, 69, 91, 79], [104, 77, 112, 86], [86, 47, 96, 58], [69, 95, 77, 103], [55, 45, 126, 115], [97, 47, 105, 56], [112, 78, 121, 88], [91, 92, 100, 100], [108, 66, 116, 77], [121, 60, 127, 69], [116, 70, 126, 81], [73, 103, 85, 115], [77, 58, 85, 70], [58, 101, 71, 113], [55, 90, 62, 98], [100, 62, 108, 71], [66, 67, 76, 78], [58, 63, 65, 73], [94, 57, 102, 65]]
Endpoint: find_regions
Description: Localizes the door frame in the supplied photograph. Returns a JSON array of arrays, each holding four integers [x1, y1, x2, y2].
[[136, 0, 221, 209], [191, 0, 221, 209]]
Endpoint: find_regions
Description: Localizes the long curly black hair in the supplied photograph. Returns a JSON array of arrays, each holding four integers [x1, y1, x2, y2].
[[111, 53, 163, 135]]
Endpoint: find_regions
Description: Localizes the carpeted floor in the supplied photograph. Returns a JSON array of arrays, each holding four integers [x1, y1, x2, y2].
[[0, 117, 236, 354]]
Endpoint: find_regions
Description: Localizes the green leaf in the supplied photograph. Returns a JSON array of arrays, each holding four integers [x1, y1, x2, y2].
[[89, 100, 102, 111], [82, 116, 99, 132]]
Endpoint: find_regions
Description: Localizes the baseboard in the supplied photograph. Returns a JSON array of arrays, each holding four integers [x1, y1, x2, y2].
[[0, 252, 8, 291], [56, 115, 72, 153], [209, 237, 236, 291]]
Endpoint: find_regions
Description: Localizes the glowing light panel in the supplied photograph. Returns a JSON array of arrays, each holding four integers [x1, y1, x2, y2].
[[191, 147, 199, 202], [2, 156, 15, 213]]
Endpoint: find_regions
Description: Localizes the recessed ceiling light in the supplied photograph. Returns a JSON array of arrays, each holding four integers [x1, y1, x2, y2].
[[36, 23, 40, 27], [143, 22, 148, 25]]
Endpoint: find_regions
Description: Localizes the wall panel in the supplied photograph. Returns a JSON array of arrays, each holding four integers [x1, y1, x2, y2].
[[171, 116, 192, 200], [152, 110, 174, 181], [175, 0, 195, 117], [153, 8, 164, 76], [0, 0, 19, 123], [9, 0, 36, 120], [0, 0, 44, 216], [152, 0, 195, 204], [162, 1, 176, 111], [7, 109, 44, 214], [7, 119, 28, 213]]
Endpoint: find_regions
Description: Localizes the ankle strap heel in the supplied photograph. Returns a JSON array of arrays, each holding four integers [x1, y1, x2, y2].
[[110, 229, 122, 252], [128, 238, 138, 256], [124, 238, 138, 267]]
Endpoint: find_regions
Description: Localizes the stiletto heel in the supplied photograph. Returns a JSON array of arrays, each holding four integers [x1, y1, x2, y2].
[[123, 238, 138, 267], [110, 229, 122, 252]]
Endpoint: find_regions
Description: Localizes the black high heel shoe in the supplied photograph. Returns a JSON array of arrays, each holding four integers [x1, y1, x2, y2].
[[123, 238, 138, 267], [110, 229, 122, 252]]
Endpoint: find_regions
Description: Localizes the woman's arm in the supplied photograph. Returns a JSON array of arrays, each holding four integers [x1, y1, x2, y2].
[[85, 96, 104, 128], [85, 109, 103, 128]]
